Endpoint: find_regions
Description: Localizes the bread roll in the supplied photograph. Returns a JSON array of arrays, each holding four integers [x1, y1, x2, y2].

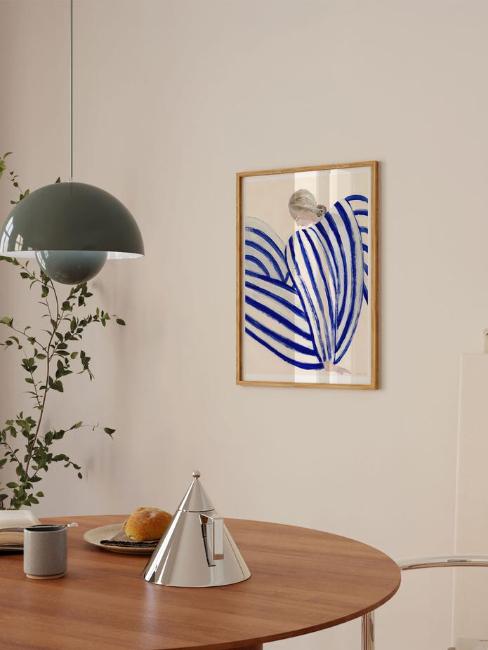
[[124, 507, 172, 542]]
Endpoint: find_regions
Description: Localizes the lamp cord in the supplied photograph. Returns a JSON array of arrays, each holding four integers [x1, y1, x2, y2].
[[70, 0, 73, 181]]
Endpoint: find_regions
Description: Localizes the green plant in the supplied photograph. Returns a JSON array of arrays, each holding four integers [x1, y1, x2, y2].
[[0, 152, 125, 509]]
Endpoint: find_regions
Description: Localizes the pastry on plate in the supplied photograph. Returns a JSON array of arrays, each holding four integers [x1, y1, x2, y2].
[[124, 507, 172, 542]]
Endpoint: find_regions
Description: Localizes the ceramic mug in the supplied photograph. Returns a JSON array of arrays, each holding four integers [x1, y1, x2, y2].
[[24, 524, 67, 579]]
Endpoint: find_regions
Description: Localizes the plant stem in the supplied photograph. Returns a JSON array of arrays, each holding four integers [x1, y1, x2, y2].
[[24, 283, 61, 477], [27, 369, 43, 410]]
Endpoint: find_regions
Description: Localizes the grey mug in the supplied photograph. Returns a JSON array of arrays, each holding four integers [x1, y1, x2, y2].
[[24, 524, 67, 579]]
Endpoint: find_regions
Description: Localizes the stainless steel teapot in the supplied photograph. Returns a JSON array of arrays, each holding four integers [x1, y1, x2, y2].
[[143, 471, 251, 587]]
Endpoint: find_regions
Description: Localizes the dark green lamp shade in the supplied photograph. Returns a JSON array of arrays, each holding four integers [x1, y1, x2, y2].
[[0, 182, 144, 284]]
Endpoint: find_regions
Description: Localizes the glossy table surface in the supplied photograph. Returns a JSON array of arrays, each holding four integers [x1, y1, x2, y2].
[[1, 515, 400, 649]]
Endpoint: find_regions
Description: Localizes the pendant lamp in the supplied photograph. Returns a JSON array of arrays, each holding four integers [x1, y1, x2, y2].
[[0, 0, 144, 284]]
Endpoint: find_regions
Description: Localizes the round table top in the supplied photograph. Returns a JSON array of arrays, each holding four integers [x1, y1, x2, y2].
[[1, 515, 400, 650]]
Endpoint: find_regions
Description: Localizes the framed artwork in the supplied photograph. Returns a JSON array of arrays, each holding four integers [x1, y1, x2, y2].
[[236, 161, 378, 389]]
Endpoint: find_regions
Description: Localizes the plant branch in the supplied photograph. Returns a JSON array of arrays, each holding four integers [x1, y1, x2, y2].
[[3, 324, 47, 354], [0, 152, 123, 508], [24, 301, 59, 477]]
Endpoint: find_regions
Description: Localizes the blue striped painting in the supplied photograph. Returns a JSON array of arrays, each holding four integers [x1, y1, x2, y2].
[[244, 194, 369, 371]]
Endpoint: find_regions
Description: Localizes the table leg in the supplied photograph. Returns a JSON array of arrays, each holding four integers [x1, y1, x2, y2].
[[361, 612, 375, 650]]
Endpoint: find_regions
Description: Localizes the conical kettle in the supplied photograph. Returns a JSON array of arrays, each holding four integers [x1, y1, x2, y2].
[[143, 471, 251, 587]]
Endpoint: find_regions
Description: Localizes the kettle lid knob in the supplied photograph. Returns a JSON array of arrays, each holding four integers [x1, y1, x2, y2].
[[177, 470, 214, 512]]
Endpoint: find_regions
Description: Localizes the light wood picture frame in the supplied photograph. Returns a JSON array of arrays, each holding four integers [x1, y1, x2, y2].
[[236, 161, 379, 389]]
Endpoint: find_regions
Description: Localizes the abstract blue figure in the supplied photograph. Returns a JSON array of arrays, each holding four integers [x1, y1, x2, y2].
[[244, 191, 369, 371]]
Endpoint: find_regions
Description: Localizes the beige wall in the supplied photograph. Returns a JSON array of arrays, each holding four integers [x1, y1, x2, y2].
[[2, 1, 488, 648]]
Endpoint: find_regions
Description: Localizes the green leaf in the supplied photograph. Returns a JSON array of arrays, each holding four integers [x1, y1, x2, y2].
[[104, 427, 115, 436], [41, 285, 49, 298], [116, 318, 126, 326], [77, 472, 83, 479], [0, 316, 13, 326], [50, 379, 64, 392], [22, 357, 37, 373], [6, 482, 17, 488]]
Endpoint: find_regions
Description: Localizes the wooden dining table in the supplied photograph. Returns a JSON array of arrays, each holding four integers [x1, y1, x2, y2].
[[1, 515, 400, 650]]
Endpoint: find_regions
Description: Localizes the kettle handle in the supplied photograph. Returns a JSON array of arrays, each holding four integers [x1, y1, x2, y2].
[[200, 513, 224, 564]]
